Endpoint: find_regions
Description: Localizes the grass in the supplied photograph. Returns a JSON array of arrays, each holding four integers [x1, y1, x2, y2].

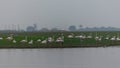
[[0, 31, 120, 48]]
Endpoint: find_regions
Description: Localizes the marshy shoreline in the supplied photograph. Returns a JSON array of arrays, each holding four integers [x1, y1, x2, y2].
[[0, 45, 120, 49], [0, 31, 120, 48]]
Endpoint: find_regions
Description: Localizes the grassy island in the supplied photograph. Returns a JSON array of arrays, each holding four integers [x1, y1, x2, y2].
[[0, 31, 119, 48]]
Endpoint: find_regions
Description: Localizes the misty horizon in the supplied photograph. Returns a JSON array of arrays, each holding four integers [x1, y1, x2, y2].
[[0, 0, 120, 30]]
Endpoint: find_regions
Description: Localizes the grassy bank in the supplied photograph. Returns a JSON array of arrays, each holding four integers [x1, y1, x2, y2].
[[0, 31, 119, 48]]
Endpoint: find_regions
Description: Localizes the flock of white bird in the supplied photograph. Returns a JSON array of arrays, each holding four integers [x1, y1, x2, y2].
[[0, 33, 120, 45], [0, 34, 65, 45], [67, 33, 120, 42]]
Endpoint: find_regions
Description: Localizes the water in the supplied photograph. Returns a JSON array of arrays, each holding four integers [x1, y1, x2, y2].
[[0, 47, 120, 68]]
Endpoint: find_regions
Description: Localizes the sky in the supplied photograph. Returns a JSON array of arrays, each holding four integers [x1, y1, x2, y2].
[[0, 0, 120, 30]]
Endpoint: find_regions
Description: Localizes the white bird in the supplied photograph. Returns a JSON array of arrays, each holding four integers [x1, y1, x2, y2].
[[75, 35, 82, 38], [6, 36, 13, 40], [95, 36, 102, 41], [68, 35, 74, 38], [98, 38, 102, 41], [56, 37, 64, 43], [20, 40, 27, 43], [13, 39, 17, 43], [20, 36, 28, 43], [6, 34, 14, 40], [82, 35, 86, 39], [37, 39, 41, 42], [110, 37, 116, 41], [68, 33, 74, 38], [47, 37, 54, 43], [28, 40, 33, 44], [0, 37, 3, 40], [79, 35, 84, 38], [87, 35, 92, 39], [41, 39, 47, 44], [116, 37, 120, 41], [95, 36, 99, 40], [105, 37, 109, 40]]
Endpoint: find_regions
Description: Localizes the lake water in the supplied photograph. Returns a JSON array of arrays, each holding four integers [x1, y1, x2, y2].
[[0, 47, 120, 68]]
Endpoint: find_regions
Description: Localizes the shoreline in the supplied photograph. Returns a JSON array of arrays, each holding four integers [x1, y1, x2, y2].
[[0, 45, 117, 49], [0, 31, 120, 48]]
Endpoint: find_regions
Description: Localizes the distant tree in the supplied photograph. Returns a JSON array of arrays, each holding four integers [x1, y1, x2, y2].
[[40, 28, 49, 32], [68, 25, 77, 31], [26, 26, 35, 32], [93, 27, 98, 29], [51, 28, 59, 32], [85, 27, 89, 29], [100, 26, 106, 29], [79, 25, 83, 29], [33, 24, 37, 31], [26, 24, 37, 32]]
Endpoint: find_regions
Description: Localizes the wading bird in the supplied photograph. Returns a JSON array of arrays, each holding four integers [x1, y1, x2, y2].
[[13, 39, 17, 43], [41, 39, 47, 44], [56, 37, 64, 45], [28, 40, 33, 44], [0, 37, 3, 40], [37, 39, 41, 42], [20, 36, 28, 43], [47, 37, 54, 43], [6, 36, 13, 40]]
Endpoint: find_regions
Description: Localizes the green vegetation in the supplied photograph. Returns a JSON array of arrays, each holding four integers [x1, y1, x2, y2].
[[0, 31, 120, 48]]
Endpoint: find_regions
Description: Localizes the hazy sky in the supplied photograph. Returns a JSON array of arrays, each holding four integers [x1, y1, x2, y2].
[[0, 0, 120, 30]]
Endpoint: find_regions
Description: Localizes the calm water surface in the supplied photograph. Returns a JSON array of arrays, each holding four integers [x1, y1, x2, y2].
[[0, 47, 120, 68]]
